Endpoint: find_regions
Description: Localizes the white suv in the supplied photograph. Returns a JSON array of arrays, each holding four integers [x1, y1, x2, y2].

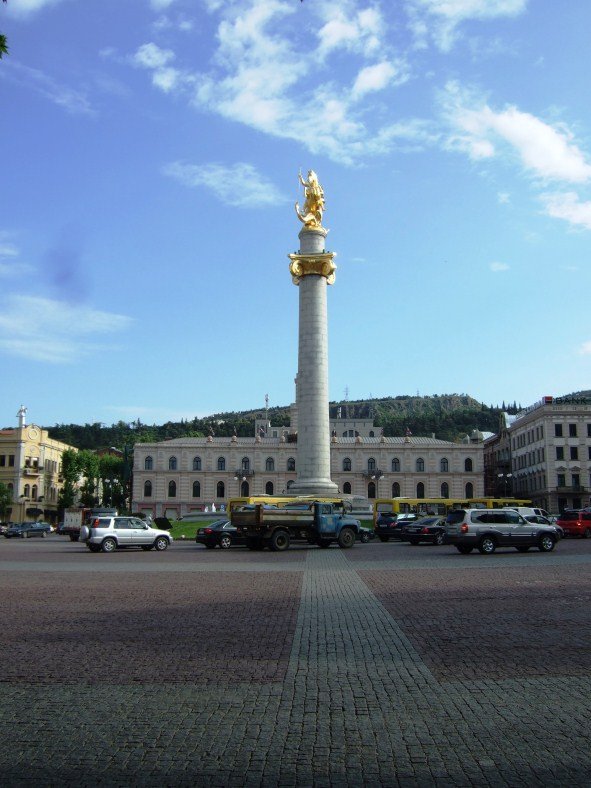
[[81, 516, 173, 553], [445, 508, 558, 555]]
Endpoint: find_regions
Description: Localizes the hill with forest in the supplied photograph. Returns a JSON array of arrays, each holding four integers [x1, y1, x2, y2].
[[40, 394, 522, 451]]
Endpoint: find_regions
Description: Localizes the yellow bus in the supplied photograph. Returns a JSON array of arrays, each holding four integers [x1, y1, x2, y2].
[[373, 497, 532, 524]]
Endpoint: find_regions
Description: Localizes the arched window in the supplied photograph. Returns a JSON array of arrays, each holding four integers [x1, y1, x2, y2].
[[368, 481, 376, 499], [416, 458, 425, 472], [343, 457, 352, 472], [192, 456, 201, 471], [241, 457, 250, 471], [168, 480, 176, 498], [31, 485, 38, 500], [265, 457, 274, 472], [441, 482, 449, 498], [217, 457, 226, 471], [217, 481, 225, 498], [144, 480, 152, 498], [391, 458, 400, 472], [144, 456, 153, 470], [192, 481, 200, 498], [392, 482, 400, 497], [24, 484, 30, 497], [168, 456, 177, 471], [286, 480, 294, 489], [417, 482, 425, 498], [465, 458, 473, 472], [343, 482, 352, 494], [440, 457, 449, 472], [369, 430, 375, 437], [465, 482, 474, 498], [367, 457, 376, 472], [240, 480, 248, 496], [265, 481, 274, 495], [287, 457, 296, 472]]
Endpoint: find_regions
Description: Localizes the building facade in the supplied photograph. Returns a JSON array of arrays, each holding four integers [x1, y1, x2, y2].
[[132, 413, 485, 519], [484, 395, 591, 512], [0, 410, 75, 523]]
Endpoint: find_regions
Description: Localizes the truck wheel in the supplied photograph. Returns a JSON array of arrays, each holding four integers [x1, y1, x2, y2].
[[269, 530, 290, 552], [538, 534, 556, 552], [478, 536, 496, 555], [338, 528, 355, 549], [101, 537, 117, 553]]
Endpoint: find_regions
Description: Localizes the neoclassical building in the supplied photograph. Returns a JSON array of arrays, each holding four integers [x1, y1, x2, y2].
[[132, 411, 485, 519]]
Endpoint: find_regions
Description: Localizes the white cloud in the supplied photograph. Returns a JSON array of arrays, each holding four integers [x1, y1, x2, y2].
[[579, 341, 591, 356], [133, 42, 175, 70], [316, 5, 385, 59], [150, 0, 176, 9], [541, 192, 591, 231], [352, 61, 407, 99], [490, 261, 510, 272], [497, 192, 510, 204], [163, 162, 287, 208], [440, 81, 591, 183], [408, 0, 529, 51], [0, 295, 133, 363], [5, 0, 67, 16], [0, 62, 94, 115], [132, 42, 190, 94]]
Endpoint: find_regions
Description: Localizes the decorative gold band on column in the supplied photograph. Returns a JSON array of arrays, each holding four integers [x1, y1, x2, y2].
[[288, 252, 337, 285]]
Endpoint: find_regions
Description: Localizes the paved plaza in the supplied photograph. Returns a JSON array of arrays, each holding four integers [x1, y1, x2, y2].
[[1, 536, 591, 786]]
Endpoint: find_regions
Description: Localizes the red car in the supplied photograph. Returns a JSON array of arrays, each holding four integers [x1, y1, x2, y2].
[[556, 510, 591, 538]]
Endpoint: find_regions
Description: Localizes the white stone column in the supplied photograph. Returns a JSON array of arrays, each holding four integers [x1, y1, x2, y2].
[[288, 227, 339, 496]]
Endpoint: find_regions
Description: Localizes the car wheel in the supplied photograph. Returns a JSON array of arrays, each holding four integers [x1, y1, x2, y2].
[[219, 535, 232, 550], [154, 536, 169, 551], [538, 534, 556, 552], [337, 528, 355, 549], [478, 536, 497, 555], [269, 530, 290, 552], [435, 532, 445, 546], [101, 537, 117, 553], [456, 545, 473, 554], [516, 546, 530, 552], [408, 538, 419, 546], [378, 536, 390, 543], [360, 531, 370, 543]]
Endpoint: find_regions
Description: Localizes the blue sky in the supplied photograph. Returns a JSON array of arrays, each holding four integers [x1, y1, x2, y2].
[[1, 0, 591, 429]]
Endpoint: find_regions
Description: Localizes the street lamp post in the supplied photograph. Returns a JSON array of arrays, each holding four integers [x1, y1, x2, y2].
[[370, 470, 384, 499]]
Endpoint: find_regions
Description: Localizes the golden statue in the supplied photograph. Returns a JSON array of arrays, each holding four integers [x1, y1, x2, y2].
[[295, 169, 325, 228]]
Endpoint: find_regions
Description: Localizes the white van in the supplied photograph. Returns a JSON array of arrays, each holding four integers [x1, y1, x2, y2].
[[505, 506, 550, 518]]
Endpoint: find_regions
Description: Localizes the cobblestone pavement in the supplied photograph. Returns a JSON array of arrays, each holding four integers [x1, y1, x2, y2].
[[1, 537, 590, 786]]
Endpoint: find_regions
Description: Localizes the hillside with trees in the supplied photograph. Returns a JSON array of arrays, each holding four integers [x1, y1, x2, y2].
[[40, 394, 520, 451]]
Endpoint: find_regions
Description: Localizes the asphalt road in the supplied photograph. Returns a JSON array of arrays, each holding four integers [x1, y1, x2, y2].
[[1, 535, 590, 786]]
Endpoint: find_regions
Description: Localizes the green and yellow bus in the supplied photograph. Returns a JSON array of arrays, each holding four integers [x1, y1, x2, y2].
[[373, 497, 532, 524]]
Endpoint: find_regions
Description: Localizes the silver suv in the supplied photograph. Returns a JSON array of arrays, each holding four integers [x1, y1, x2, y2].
[[445, 508, 558, 555], [81, 516, 173, 553]]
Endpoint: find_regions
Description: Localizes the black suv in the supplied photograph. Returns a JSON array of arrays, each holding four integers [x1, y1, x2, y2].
[[375, 513, 416, 542]]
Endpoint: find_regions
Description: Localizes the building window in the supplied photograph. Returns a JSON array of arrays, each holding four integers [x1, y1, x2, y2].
[[23, 484, 30, 497], [217, 481, 225, 498], [464, 458, 473, 472], [556, 447, 564, 460], [31, 485, 38, 500], [570, 447, 579, 461], [343, 482, 352, 494], [287, 457, 296, 472], [588, 424, 591, 438], [416, 482, 425, 498], [572, 474, 580, 487], [441, 482, 449, 498], [392, 482, 400, 496], [465, 482, 474, 498], [368, 481, 376, 499], [588, 447, 591, 461], [343, 457, 352, 472], [217, 457, 226, 471], [144, 456, 153, 470], [168, 456, 177, 471], [193, 456, 201, 471], [391, 458, 400, 472], [0, 455, 4, 466], [265, 481, 274, 495], [240, 480, 248, 496], [555, 424, 563, 437], [367, 457, 376, 472], [241, 457, 250, 471], [192, 481, 200, 498], [144, 480, 152, 498], [557, 474, 566, 487], [569, 423, 577, 437], [440, 458, 449, 472], [168, 480, 176, 497], [265, 457, 275, 472], [416, 458, 424, 472], [369, 431, 375, 437], [8, 455, 14, 467]]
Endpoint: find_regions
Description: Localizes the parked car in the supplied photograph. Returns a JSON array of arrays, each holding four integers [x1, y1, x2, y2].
[[523, 514, 563, 539], [196, 519, 243, 549], [375, 513, 417, 542], [445, 508, 558, 554], [357, 526, 375, 543], [81, 516, 173, 553], [556, 510, 591, 538], [401, 516, 446, 545], [4, 521, 52, 539]]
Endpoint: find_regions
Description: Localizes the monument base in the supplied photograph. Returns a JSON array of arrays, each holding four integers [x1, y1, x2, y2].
[[288, 477, 340, 497]]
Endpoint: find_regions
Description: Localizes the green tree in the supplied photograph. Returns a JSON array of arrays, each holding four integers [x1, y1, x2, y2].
[[1, 1, 8, 61], [0, 481, 12, 521], [78, 450, 100, 507], [57, 449, 80, 511]]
